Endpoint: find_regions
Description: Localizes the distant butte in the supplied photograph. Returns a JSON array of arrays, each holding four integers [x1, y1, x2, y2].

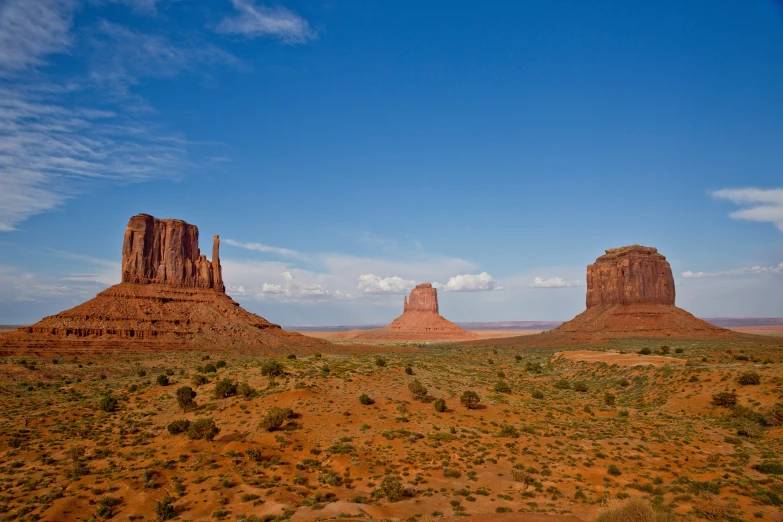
[[0, 214, 326, 354]]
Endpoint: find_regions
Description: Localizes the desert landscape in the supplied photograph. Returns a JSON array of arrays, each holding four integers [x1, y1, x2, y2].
[[1, 216, 781, 522]]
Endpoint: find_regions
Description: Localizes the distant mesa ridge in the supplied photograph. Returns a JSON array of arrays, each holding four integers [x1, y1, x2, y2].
[[0, 214, 325, 354]]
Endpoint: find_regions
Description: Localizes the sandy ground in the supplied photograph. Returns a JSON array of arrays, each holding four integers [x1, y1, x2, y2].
[[557, 350, 686, 368], [298, 329, 545, 342], [728, 326, 783, 336]]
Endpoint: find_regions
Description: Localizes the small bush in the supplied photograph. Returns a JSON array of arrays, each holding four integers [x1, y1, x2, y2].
[[525, 361, 542, 373], [176, 386, 197, 412], [96, 495, 121, 519], [498, 424, 520, 438], [494, 380, 511, 394], [156, 495, 176, 521], [379, 476, 404, 502], [405, 366, 413, 375], [738, 371, 761, 386], [573, 381, 588, 393], [553, 379, 570, 390], [607, 464, 622, 476], [214, 379, 237, 399], [99, 394, 118, 412], [408, 379, 427, 400], [202, 363, 217, 373], [191, 374, 209, 386], [514, 354, 523, 362], [260, 407, 291, 432], [287, 354, 296, 359], [237, 382, 254, 398], [765, 403, 783, 426], [753, 461, 783, 475], [531, 389, 544, 400], [375, 356, 387, 367], [156, 375, 170, 386], [596, 499, 675, 522], [215, 360, 226, 369], [712, 392, 738, 408], [659, 345, 670, 355], [638, 347, 652, 355], [604, 392, 616, 406], [460, 390, 480, 409], [675, 348, 684, 354], [359, 394, 374, 405], [260, 360, 284, 377], [187, 418, 220, 441], [434, 398, 446, 412], [619, 378, 630, 387], [137, 369, 146, 377], [167, 419, 190, 435]]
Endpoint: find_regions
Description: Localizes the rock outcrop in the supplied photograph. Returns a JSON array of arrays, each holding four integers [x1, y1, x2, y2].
[[403, 283, 439, 313], [122, 214, 224, 291], [586, 245, 674, 308], [0, 214, 325, 354]]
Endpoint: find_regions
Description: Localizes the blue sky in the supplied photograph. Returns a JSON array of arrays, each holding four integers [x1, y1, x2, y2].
[[1, 0, 782, 325]]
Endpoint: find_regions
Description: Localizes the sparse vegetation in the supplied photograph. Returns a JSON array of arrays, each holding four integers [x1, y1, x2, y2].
[[460, 390, 480, 409]]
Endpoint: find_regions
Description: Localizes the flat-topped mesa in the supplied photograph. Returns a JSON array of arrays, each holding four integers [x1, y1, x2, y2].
[[403, 283, 439, 313], [121, 214, 224, 292], [586, 245, 674, 308]]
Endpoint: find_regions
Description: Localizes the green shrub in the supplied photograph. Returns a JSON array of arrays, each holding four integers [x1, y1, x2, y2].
[[215, 360, 226, 369], [514, 355, 523, 362], [405, 366, 413, 375], [191, 374, 209, 386], [605, 392, 616, 406], [96, 496, 121, 519], [260, 407, 291, 432], [202, 363, 217, 373], [379, 476, 404, 502], [167, 419, 190, 435], [712, 392, 738, 408], [675, 348, 684, 354], [619, 378, 630, 387], [156, 495, 176, 521], [99, 394, 118, 412], [260, 360, 284, 377], [553, 379, 570, 390], [176, 386, 197, 412], [460, 390, 480, 409], [494, 380, 511, 394], [498, 424, 520, 438], [137, 369, 146, 377], [156, 374, 169, 386], [753, 461, 783, 475], [607, 464, 622, 476], [659, 346, 670, 355], [532, 389, 544, 399], [434, 398, 446, 412], [573, 381, 588, 393], [237, 382, 254, 398], [596, 499, 675, 522], [765, 403, 783, 426], [738, 371, 761, 386], [638, 347, 652, 355], [375, 356, 386, 367], [525, 361, 542, 373], [287, 354, 297, 359], [359, 394, 374, 405], [214, 379, 237, 399], [408, 379, 427, 400], [187, 418, 219, 441]]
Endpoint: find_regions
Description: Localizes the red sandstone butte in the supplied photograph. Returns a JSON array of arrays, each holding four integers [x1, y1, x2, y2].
[[0, 214, 325, 354], [586, 245, 674, 308]]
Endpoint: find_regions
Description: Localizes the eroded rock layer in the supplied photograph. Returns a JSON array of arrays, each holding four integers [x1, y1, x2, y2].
[[586, 245, 674, 308]]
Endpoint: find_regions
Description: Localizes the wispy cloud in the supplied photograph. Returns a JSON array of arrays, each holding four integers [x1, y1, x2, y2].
[[0, 0, 75, 75], [224, 238, 302, 258], [441, 272, 502, 292], [682, 262, 783, 279], [357, 274, 415, 294], [529, 276, 581, 288], [712, 187, 783, 232], [216, 0, 316, 44], [259, 271, 333, 300], [102, 0, 160, 16]]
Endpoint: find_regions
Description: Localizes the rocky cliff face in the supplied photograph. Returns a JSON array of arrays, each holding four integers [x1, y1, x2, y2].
[[121, 214, 224, 291], [585, 245, 675, 308], [403, 283, 439, 313]]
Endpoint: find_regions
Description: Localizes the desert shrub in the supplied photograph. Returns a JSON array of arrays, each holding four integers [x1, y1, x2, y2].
[[202, 363, 217, 373], [379, 476, 404, 502], [237, 382, 254, 398], [245, 447, 262, 462], [596, 499, 675, 522], [96, 495, 121, 519], [260, 407, 291, 432], [286, 353, 296, 359], [638, 347, 652, 355], [359, 394, 374, 405], [167, 419, 190, 435], [604, 392, 616, 406], [156, 495, 176, 521], [405, 366, 413, 375], [514, 354, 522, 362], [764, 403, 783, 426], [165, 368, 174, 376], [675, 348, 684, 353], [214, 379, 237, 399], [659, 345, 670, 355], [712, 392, 738, 408], [525, 361, 542, 373], [191, 374, 208, 386], [553, 379, 570, 390], [156, 374, 169, 386], [532, 389, 544, 399], [176, 386, 197, 412], [753, 461, 783, 475], [619, 378, 630, 387], [137, 369, 146, 377], [260, 360, 284, 377], [607, 464, 622, 476], [187, 418, 219, 441], [498, 424, 520, 438], [737, 371, 761, 386], [99, 394, 118, 412], [573, 381, 588, 393], [494, 380, 511, 394], [434, 398, 446, 412], [460, 390, 480, 409], [215, 360, 226, 369], [375, 356, 387, 367], [408, 379, 428, 400]]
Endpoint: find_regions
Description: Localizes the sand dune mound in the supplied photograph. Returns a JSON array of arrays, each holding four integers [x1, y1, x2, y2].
[[0, 214, 326, 355]]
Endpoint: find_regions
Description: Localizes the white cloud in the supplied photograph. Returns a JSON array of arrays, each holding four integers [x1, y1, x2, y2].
[[682, 262, 783, 278], [216, 0, 316, 44], [357, 274, 415, 294], [442, 272, 501, 292], [712, 187, 783, 232], [0, 0, 75, 75], [102, 0, 159, 15], [224, 238, 302, 258], [260, 282, 284, 294], [529, 276, 581, 288]]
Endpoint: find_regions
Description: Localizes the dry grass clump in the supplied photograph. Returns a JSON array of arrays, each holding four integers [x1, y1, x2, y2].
[[595, 499, 675, 522]]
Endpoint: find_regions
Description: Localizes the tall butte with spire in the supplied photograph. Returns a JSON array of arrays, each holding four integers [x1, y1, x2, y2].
[[0, 214, 326, 354]]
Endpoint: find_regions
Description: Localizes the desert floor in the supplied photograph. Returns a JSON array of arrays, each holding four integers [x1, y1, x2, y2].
[[298, 330, 545, 343], [1, 337, 782, 522]]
